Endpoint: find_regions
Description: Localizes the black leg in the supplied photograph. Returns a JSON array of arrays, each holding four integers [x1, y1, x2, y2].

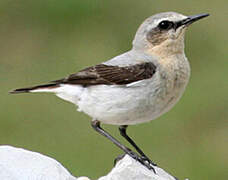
[[91, 120, 156, 172], [119, 125, 157, 166]]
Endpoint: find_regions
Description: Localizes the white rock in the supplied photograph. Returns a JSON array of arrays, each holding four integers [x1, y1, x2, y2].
[[0, 145, 77, 180], [0, 145, 183, 180], [77, 177, 91, 180], [99, 155, 178, 180]]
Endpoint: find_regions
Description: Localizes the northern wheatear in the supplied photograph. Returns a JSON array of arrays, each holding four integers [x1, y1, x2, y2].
[[10, 12, 209, 172]]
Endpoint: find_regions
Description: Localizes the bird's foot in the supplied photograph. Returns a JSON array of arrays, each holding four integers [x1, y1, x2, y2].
[[114, 153, 126, 165], [115, 152, 156, 173], [128, 151, 156, 173], [140, 155, 157, 166]]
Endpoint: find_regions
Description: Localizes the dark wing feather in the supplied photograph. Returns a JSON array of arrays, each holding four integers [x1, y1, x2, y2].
[[52, 62, 156, 86]]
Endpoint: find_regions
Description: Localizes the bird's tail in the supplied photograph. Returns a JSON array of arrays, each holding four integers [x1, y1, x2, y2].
[[9, 83, 60, 94]]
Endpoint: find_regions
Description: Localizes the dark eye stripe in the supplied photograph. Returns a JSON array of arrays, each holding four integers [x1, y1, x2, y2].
[[146, 20, 174, 46]]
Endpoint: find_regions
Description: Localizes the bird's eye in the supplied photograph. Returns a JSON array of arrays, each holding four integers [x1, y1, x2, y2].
[[158, 20, 174, 30]]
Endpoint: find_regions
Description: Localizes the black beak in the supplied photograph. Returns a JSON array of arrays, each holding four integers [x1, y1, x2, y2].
[[175, 13, 209, 29]]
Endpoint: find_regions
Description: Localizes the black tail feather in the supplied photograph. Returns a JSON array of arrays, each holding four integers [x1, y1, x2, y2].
[[9, 83, 59, 94]]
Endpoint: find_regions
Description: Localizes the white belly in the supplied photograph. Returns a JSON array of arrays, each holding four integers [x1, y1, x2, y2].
[[72, 71, 189, 125]]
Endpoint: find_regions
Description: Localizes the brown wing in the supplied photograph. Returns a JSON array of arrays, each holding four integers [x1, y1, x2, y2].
[[52, 62, 156, 86]]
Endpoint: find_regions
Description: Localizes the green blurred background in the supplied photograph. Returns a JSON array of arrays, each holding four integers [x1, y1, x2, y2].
[[0, 0, 227, 179]]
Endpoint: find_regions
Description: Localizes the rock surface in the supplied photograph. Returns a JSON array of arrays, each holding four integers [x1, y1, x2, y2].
[[0, 145, 77, 180], [99, 155, 177, 180], [0, 145, 182, 180]]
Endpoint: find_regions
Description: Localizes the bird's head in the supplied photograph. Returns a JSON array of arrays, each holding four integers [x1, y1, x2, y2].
[[132, 12, 209, 57]]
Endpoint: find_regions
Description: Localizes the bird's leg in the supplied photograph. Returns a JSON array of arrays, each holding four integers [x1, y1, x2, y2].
[[91, 120, 156, 173], [119, 125, 157, 166]]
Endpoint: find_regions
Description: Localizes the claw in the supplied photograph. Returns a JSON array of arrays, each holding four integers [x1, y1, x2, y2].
[[127, 151, 156, 173], [114, 152, 156, 173], [141, 156, 157, 166], [114, 153, 126, 166]]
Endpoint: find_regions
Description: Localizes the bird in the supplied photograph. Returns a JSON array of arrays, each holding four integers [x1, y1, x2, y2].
[[10, 12, 209, 172]]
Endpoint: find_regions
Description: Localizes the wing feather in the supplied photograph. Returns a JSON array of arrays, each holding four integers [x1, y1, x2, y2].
[[53, 62, 156, 86]]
